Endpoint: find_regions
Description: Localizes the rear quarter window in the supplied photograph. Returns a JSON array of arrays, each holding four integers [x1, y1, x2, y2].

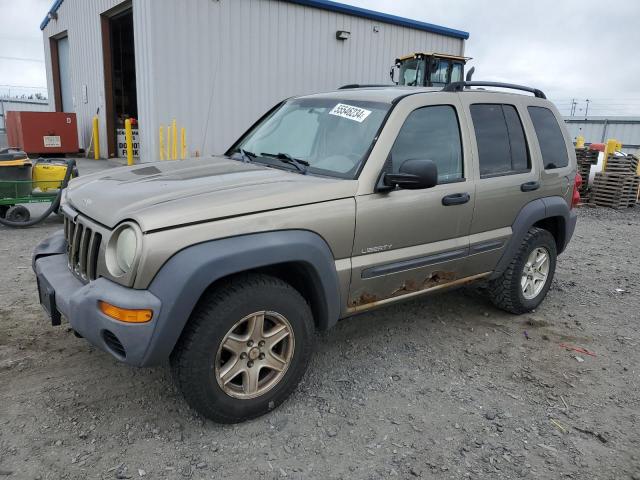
[[527, 106, 569, 169]]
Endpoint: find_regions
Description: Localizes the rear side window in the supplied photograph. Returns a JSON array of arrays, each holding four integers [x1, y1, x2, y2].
[[470, 104, 530, 178], [528, 106, 569, 169], [390, 105, 463, 182]]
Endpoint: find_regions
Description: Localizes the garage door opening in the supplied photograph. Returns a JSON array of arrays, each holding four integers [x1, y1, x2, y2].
[[101, 5, 137, 158]]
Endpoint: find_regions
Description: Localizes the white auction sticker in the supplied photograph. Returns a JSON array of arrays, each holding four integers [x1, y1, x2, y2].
[[329, 103, 372, 123], [43, 135, 61, 148]]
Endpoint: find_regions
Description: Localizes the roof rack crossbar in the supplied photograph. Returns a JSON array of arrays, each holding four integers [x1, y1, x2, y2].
[[442, 81, 547, 99], [338, 84, 395, 89]]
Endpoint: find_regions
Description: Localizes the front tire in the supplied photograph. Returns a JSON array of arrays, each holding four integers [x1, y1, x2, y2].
[[170, 274, 314, 423], [488, 227, 557, 314]]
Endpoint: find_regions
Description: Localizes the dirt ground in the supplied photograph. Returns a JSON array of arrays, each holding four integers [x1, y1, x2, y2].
[[1, 183, 639, 478]]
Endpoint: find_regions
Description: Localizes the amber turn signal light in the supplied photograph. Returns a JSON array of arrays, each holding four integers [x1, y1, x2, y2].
[[99, 301, 153, 323]]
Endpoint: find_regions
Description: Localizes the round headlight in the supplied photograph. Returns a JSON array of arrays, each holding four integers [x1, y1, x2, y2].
[[116, 227, 137, 273], [106, 222, 141, 277]]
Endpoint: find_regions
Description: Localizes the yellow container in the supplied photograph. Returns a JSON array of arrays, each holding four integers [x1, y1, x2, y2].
[[32, 161, 71, 192]]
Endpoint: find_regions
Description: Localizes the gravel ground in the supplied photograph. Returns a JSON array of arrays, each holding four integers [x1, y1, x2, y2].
[[1, 177, 639, 479]]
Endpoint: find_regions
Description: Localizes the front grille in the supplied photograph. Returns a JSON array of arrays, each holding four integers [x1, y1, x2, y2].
[[102, 330, 126, 358], [63, 213, 102, 281]]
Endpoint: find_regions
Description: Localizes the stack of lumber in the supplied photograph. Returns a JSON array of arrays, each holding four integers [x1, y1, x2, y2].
[[589, 154, 640, 209], [575, 148, 599, 196]]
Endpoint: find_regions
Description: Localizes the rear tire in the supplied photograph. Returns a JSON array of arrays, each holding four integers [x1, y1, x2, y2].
[[0, 205, 9, 219], [5, 205, 30, 223], [170, 273, 314, 423], [488, 227, 557, 314]]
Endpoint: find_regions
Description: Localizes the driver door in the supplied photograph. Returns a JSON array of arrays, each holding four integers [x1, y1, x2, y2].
[[348, 96, 477, 311]]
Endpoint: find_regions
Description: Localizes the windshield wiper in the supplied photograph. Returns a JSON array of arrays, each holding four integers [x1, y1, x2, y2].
[[260, 152, 309, 174], [239, 148, 256, 163]]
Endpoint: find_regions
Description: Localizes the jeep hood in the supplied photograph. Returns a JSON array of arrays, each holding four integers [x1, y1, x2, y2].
[[66, 157, 358, 231]]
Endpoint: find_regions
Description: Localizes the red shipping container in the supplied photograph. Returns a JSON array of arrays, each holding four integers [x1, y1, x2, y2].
[[6, 111, 79, 155]]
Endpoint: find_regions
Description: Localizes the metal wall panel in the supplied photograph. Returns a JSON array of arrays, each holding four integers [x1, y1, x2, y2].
[[43, 0, 123, 154], [565, 117, 640, 154], [136, 0, 463, 161], [45, 0, 464, 161]]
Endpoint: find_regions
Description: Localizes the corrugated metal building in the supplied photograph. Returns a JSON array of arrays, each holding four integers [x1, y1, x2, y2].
[[564, 116, 640, 154], [40, 0, 468, 161]]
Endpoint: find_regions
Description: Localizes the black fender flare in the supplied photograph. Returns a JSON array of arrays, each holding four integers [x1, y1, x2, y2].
[[490, 197, 576, 279], [142, 230, 341, 365]]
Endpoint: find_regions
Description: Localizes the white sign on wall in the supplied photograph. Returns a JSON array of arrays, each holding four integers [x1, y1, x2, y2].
[[116, 128, 139, 157]]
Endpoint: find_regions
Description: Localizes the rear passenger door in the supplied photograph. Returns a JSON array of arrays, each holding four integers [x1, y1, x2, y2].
[[461, 97, 541, 273]]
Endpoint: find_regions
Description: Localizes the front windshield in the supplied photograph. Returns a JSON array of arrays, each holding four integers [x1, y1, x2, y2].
[[233, 98, 390, 178], [398, 58, 425, 86]]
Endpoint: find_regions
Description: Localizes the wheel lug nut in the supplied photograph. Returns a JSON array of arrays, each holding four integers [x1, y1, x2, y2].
[[259, 353, 265, 360], [247, 361, 254, 367], [247, 340, 254, 347], [258, 340, 265, 347], [240, 352, 247, 359]]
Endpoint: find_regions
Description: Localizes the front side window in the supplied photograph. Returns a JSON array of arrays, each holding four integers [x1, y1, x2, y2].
[[470, 104, 530, 178], [429, 59, 450, 86], [451, 63, 464, 83], [390, 105, 463, 183], [527, 106, 569, 169], [232, 98, 390, 179]]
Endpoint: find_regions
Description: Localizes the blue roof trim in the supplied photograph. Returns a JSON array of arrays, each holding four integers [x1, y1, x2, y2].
[[40, 0, 64, 30], [284, 0, 469, 39], [41, 0, 470, 40]]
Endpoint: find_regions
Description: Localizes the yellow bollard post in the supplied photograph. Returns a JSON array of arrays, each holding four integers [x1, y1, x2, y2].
[[575, 135, 585, 149], [172, 119, 178, 160], [125, 118, 134, 166], [603, 138, 618, 171], [181, 127, 186, 159], [92, 116, 100, 160], [166, 125, 171, 160], [159, 126, 165, 160]]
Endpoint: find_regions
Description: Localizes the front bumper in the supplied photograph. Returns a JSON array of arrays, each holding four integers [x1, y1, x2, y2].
[[33, 231, 162, 366]]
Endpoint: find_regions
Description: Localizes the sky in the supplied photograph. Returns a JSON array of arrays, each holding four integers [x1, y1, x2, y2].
[[0, 0, 51, 99], [1, 0, 639, 116]]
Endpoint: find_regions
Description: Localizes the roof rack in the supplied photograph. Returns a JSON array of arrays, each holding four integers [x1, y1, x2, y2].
[[442, 81, 547, 99], [338, 84, 396, 89]]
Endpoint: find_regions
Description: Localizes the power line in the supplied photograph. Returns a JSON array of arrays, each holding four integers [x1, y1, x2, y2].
[[0, 84, 47, 89], [0, 56, 44, 63]]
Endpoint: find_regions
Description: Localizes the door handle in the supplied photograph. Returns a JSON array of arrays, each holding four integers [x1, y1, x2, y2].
[[442, 192, 470, 206], [521, 181, 540, 192]]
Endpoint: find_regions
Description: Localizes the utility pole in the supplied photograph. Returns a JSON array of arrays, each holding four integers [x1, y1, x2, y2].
[[585, 99, 590, 119], [570, 98, 577, 116]]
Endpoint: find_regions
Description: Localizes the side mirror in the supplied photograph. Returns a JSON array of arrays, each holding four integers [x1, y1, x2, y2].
[[389, 65, 398, 85], [383, 159, 438, 190]]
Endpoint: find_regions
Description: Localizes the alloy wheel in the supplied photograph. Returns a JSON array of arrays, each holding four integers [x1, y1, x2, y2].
[[521, 247, 550, 300], [215, 311, 295, 399]]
